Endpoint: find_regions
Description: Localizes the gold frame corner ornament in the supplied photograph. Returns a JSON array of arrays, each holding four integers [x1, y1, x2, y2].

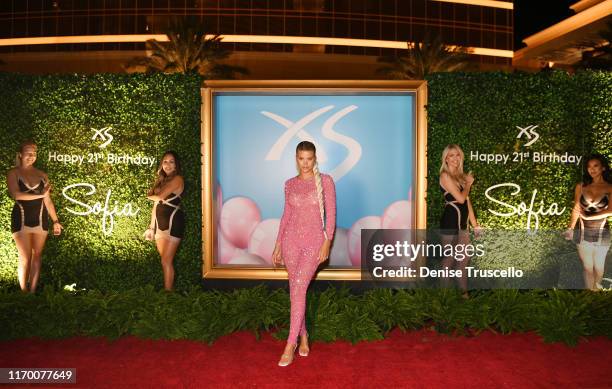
[[201, 80, 428, 280]]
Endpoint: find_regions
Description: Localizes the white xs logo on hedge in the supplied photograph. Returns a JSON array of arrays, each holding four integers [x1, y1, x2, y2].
[[516, 125, 539, 147], [62, 183, 140, 235], [262, 105, 362, 182], [91, 126, 114, 148]]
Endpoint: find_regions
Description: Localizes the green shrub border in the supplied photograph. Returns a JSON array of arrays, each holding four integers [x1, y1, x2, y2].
[[1, 287, 610, 347]]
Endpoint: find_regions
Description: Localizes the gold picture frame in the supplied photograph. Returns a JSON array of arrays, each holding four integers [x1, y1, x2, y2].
[[201, 80, 428, 280]]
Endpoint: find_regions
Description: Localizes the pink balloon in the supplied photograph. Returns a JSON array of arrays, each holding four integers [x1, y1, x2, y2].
[[228, 252, 267, 265], [248, 219, 280, 265], [220, 197, 261, 249], [217, 230, 241, 265], [382, 200, 413, 229], [329, 228, 351, 267], [348, 216, 382, 267]]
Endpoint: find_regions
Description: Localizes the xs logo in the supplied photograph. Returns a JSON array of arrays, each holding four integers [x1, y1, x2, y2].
[[516, 125, 539, 147], [91, 127, 114, 148], [262, 105, 362, 182]]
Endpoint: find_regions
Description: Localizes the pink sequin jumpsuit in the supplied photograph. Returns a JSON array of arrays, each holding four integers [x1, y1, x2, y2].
[[276, 173, 336, 345]]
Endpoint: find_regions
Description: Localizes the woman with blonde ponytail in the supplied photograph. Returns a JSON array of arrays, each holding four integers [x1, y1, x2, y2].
[[6, 141, 62, 293], [272, 141, 336, 367]]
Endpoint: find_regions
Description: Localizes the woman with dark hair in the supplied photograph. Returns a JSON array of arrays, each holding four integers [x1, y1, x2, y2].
[[565, 154, 612, 290], [144, 151, 185, 291], [6, 141, 62, 292], [272, 141, 336, 367]]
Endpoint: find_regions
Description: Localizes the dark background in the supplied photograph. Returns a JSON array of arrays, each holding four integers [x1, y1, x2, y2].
[[514, 0, 576, 50]]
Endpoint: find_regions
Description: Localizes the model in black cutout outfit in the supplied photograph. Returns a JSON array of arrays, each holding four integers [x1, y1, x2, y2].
[[144, 151, 185, 291], [7, 141, 62, 292], [565, 154, 612, 290], [439, 144, 482, 298]]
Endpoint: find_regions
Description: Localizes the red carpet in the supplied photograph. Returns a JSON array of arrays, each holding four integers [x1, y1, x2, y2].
[[1, 330, 610, 388]]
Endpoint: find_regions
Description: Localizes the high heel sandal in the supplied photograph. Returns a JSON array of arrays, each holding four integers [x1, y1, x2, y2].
[[298, 335, 309, 357], [278, 344, 297, 367]]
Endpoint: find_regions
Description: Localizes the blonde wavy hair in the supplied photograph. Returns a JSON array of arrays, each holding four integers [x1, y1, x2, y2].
[[296, 141, 326, 238], [440, 144, 467, 187]]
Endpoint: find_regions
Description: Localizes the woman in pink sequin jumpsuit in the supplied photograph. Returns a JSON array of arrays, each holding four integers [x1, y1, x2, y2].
[[272, 141, 336, 367]]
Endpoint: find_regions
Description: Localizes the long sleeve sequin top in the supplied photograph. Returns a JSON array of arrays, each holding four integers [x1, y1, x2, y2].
[[276, 173, 336, 246]]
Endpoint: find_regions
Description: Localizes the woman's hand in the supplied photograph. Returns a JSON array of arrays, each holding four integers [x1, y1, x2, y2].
[[272, 244, 283, 267], [143, 228, 155, 241], [318, 240, 331, 264], [473, 225, 483, 238], [52, 221, 63, 236], [563, 228, 574, 241], [465, 173, 474, 187]]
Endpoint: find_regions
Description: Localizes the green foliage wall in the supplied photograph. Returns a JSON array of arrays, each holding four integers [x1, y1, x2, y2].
[[426, 71, 612, 228], [0, 73, 202, 291], [426, 71, 612, 286], [1, 71, 610, 291]]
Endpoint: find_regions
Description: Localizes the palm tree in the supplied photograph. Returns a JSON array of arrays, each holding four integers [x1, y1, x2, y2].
[[576, 21, 612, 71], [125, 17, 248, 79], [377, 35, 471, 79]]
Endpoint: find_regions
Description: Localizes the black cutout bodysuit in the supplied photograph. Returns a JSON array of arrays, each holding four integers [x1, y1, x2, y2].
[[11, 176, 49, 235], [154, 192, 185, 241], [578, 189, 610, 245], [440, 184, 469, 234]]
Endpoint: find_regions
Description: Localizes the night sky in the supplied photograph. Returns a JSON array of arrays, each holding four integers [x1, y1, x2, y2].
[[514, 0, 576, 50]]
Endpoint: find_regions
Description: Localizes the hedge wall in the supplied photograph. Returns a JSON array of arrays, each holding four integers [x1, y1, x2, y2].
[[1, 71, 610, 291], [0, 73, 202, 291], [426, 71, 612, 287]]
